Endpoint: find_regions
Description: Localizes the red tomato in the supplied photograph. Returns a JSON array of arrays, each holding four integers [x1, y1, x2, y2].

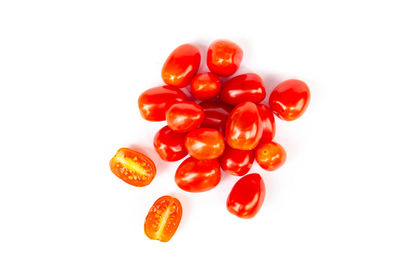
[[219, 146, 254, 176], [220, 73, 266, 106], [226, 173, 265, 218], [144, 196, 182, 242], [138, 85, 187, 121], [184, 128, 225, 160], [225, 101, 262, 150], [166, 101, 204, 133], [257, 104, 276, 142], [207, 40, 243, 76], [161, 44, 201, 88], [269, 79, 310, 121], [190, 72, 221, 100], [255, 141, 286, 171], [175, 157, 221, 192], [110, 148, 156, 187], [153, 126, 187, 161], [199, 101, 232, 133]]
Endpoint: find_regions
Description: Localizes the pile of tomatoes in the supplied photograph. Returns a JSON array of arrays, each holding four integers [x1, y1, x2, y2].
[[110, 40, 310, 242]]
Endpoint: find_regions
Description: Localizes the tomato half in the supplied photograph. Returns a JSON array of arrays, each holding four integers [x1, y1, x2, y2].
[[199, 101, 232, 133], [153, 126, 187, 161], [166, 101, 204, 133], [110, 148, 156, 187], [219, 146, 254, 176], [144, 196, 182, 242], [190, 72, 221, 100], [257, 104, 276, 142], [207, 40, 243, 76], [184, 128, 225, 160], [255, 141, 286, 171]]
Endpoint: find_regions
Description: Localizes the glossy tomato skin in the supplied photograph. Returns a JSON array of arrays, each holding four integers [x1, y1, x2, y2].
[[199, 101, 232, 133], [255, 141, 286, 171], [269, 79, 310, 121], [175, 157, 221, 192], [110, 148, 156, 187], [227, 173, 265, 218], [225, 101, 263, 150], [162, 44, 201, 88], [144, 196, 182, 242], [190, 72, 221, 100], [219, 146, 254, 176], [220, 73, 266, 106], [185, 128, 225, 160], [257, 104, 276, 142], [138, 86, 187, 121], [207, 40, 243, 76], [153, 126, 187, 161], [166, 101, 204, 133]]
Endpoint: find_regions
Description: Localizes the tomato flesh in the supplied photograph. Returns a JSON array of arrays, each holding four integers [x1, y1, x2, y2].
[[166, 101, 204, 133], [257, 104, 276, 142], [153, 126, 187, 161], [207, 40, 243, 76], [219, 146, 254, 176], [199, 101, 232, 133], [255, 141, 286, 171], [185, 128, 225, 160], [190, 72, 221, 100]]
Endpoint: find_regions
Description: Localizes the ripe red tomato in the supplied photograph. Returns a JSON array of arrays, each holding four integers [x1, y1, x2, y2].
[[185, 128, 225, 160], [226, 173, 265, 218], [219, 146, 254, 176], [269, 79, 310, 121], [175, 157, 221, 192], [138, 85, 187, 121], [153, 126, 187, 161], [190, 72, 221, 100], [110, 148, 156, 187], [144, 195, 182, 242], [255, 141, 286, 171], [220, 73, 266, 106], [225, 101, 262, 150], [161, 44, 201, 88], [199, 101, 232, 133], [257, 104, 276, 142], [166, 101, 204, 133], [207, 40, 243, 76]]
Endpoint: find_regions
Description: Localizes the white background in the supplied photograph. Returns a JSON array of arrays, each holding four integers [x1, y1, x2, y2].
[[1, 0, 400, 266]]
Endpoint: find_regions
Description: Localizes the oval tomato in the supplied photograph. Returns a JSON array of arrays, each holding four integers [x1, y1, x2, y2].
[[207, 40, 243, 76], [190, 72, 221, 100], [153, 126, 187, 161], [166, 101, 204, 133], [255, 141, 286, 171], [184, 128, 225, 160], [219, 146, 254, 176], [199, 101, 232, 133], [257, 104, 276, 142]]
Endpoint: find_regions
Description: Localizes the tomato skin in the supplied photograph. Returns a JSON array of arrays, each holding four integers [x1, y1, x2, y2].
[[207, 40, 243, 76], [269, 79, 310, 121], [190, 72, 221, 100], [255, 141, 286, 171], [199, 101, 232, 133], [225, 101, 263, 150], [184, 128, 225, 160], [144, 196, 182, 242], [161, 44, 201, 88], [219, 146, 254, 176], [175, 157, 221, 192], [226, 173, 265, 218], [166, 101, 204, 133], [257, 104, 276, 142], [138, 85, 187, 121], [153, 126, 187, 161], [110, 148, 156, 187]]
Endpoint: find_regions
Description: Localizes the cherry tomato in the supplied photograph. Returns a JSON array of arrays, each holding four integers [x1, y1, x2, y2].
[[153, 126, 187, 161], [175, 157, 221, 192], [166, 101, 204, 133], [199, 101, 232, 133], [257, 104, 276, 142], [207, 40, 243, 76], [226, 173, 265, 218], [110, 148, 156, 187], [219, 146, 254, 176], [144, 195, 182, 242], [220, 73, 266, 106], [190, 72, 221, 100], [269, 79, 310, 121], [255, 141, 286, 171], [184, 128, 225, 160], [138, 85, 187, 121], [225, 101, 262, 150], [161, 44, 201, 88]]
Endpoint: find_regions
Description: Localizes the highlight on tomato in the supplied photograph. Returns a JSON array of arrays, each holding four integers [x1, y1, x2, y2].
[[190, 72, 221, 100], [153, 126, 187, 161], [257, 104, 276, 142], [207, 40, 243, 76], [166, 101, 204, 133], [219, 146, 254, 176], [184, 128, 225, 160]]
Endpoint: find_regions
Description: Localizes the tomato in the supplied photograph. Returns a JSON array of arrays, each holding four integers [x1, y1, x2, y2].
[[161, 44, 201, 88], [226, 173, 265, 218], [219, 146, 254, 176], [199, 101, 232, 133], [144, 196, 182, 242], [184, 128, 225, 160], [175, 157, 221, 192], [153, 126, 187, 161], [138, 85, 187, 121], [220, 73, 266, 106], [207, 40, 243, 76], [225, 101, 262, 150], [190, 72, 221, 100], [110, 148, 156, 187], [257, 104, 276, 142], [269, 79, 310, 121], [166, 101, 204, 133], [255, 141, 286, 171]]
